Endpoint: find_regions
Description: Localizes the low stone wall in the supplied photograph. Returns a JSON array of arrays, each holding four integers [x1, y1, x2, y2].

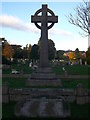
[[2, 83, 9, 103], [2, 65, 11, 69], [2, 83, 89, 104], [9, 88, 75, 102]]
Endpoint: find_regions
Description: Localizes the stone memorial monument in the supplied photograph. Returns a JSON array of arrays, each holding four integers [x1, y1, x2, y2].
[[26, 4, 61, 87], [15, 5, 70, 118], [31, 4, 58, 68]]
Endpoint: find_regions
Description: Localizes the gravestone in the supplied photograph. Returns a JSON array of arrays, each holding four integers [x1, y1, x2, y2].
[[31, 4, 58, 68], [15, 4, 70, 118], [26, 4, 61, 87]]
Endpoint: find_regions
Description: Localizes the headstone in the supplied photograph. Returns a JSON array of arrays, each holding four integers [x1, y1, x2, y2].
[[26, 4, 61, 87], [85, 61, 87, 65], [80, 59, 82, 65], [29, 62, 32, 67], [15, 4, 70, 118], [31, 4, 58, 68]]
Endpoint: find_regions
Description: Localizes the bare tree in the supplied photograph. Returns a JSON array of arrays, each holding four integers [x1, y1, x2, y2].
[[68, 1, 90, 36]]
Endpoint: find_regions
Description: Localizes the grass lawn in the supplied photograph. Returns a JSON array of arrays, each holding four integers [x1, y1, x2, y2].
[[65, 65, 88, 75], [52, 65, 64, 75], [2, 63, 32, 74], [2, 77, 89, 89], [70, 102, 89, 119], [2, 64, 89, 89], [2, 102, 16, 118], [53, 65, 88, 75], [11, 64, 32, 74], [62, 78, 89, 89], [3, 64, 89, 75], [2, 78, 26, 88]]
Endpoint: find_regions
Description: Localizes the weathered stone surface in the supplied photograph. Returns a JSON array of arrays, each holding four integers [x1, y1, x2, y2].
[[14, 4, 64, 118], [26, 79, 61, 87], [76, 83, 88, 104], [26, 4, 61, 87], [27, 68, 61, 86], [2, 82, 9, 103], [36, 67, 53, 73], [31, 5, 58, 68], [2, 82, 8, 94], [15, 98, 71, 118], [2, 95, 9, 103], [9, 88, 76, 103], [31, 4, 57, 67], [31, 72, 56, 79]]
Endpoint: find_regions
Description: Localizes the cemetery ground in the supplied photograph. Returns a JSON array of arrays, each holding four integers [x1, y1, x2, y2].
[[2, 64, 89, 89], [2, 63, 89, 119]]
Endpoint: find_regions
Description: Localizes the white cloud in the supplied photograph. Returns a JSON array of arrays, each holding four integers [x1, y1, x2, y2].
[[0, 14, 72, 36], [0, 14, 39, 33], [1, 14, 87, 51], [55, 34, 88, 51], [49, 27, 72, 36]]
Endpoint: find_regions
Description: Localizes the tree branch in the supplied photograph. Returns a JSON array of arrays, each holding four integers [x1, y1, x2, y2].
[[67, 1, 90, 36]]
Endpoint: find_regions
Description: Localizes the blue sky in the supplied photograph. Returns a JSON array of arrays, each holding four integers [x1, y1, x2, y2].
[[0, 1, 88, 51]]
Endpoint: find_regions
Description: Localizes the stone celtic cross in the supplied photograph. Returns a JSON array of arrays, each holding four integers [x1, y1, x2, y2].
[[31, 4, 58, 68]]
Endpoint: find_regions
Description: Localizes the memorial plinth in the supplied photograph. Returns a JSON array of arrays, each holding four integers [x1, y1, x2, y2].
[[26, 4, 61, 87], [26, 67, 61, 87]]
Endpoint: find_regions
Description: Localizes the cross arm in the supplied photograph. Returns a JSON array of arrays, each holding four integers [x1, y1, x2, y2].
[[31, 15, 42, 23], [31, 15, 58, 24], [47, 16, 58, 23]]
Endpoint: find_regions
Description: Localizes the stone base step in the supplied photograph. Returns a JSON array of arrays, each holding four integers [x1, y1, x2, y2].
[[36, 67, 53, 73], [26, 67, 62, 87], [26, 79, 62, 87], [31, 73, 56, 79]]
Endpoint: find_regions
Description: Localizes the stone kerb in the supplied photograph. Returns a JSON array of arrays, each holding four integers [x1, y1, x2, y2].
[[2, 65, 11, 70], [9, 88, 76, 102], [2, 82, 9, 103], [76, 83, 88, 104], [2, 87, 89, 103]]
